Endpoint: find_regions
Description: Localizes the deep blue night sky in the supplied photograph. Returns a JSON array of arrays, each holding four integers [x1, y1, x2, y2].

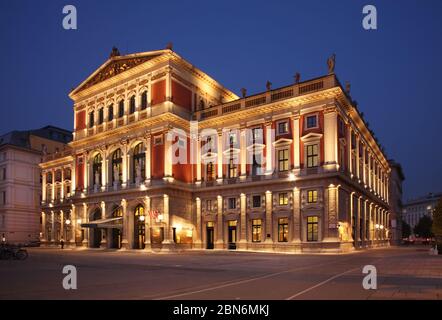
[[0, 0, 441, 199]]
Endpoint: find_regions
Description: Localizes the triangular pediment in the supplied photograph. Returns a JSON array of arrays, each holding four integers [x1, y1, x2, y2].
[[71, 50, 167, 95]]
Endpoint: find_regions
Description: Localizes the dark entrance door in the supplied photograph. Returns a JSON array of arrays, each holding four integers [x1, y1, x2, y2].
[[228, 221, 237, 250], [111, 229, 122, 249], [91, 209, 101, 248], [206, 224, 214, 249]]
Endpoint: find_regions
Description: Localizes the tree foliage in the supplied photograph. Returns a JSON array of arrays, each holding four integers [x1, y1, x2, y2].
[[402, 220, 411, 238], [432, 199, 442, 238], [413, 215, 433, 238]]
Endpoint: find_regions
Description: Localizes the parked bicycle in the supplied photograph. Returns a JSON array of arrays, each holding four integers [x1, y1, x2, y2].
[[0, 244, 28, 260]]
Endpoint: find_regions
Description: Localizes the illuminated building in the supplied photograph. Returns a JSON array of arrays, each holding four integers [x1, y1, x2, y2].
[[40, 47, 391, 252]]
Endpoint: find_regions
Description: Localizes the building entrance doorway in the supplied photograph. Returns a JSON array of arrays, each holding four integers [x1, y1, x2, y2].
[[228, 220, 237, 250], [206, 221, 214, 249], [91, 209, 101, 248]]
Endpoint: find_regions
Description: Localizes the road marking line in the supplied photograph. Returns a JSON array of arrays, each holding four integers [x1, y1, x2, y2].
[[285, 267, 360, 300], [154, 259, 352, 300]]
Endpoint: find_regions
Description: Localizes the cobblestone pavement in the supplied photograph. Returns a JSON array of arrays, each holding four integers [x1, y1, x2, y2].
[[0, 246, 440, 299]]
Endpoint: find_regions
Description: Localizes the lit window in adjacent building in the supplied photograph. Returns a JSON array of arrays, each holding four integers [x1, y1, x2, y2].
[[206, 162, 215, 181], [279, 193, 288, 205], [307, 190, 318, 203], [278, 121, 289, 134], [307, 216, 319, 241], [252, 219, 262, 242], [306, 115, 318, 129], [118, 100, 125, 118], [278, 218, 289, 242], [141, 91, 148, 110], [108, 104, 114, 121], [89, 111, 94, 128], [98, 108, 104, 124], [228, 158, 237, 179], [129, 95, 136, 114], [228, 198, 236, 209], [307, 144, 319, 168], [278, 149, 289, 172], [252, 195, 261, 208]]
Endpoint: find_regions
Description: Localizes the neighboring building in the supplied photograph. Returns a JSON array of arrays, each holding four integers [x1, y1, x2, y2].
[[388, 160, 405, 244], [403, 192, 441, 232], [40, 47, 391, 253], [0, 126, 72, 244]]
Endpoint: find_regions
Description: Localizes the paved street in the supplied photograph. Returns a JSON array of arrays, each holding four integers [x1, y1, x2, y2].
[[0, 246, 441, 300]]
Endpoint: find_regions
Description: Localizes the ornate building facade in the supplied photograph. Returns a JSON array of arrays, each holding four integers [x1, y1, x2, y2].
[[40, 48, 391, 252]]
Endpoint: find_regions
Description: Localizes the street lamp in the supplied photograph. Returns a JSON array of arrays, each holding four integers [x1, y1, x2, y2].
[[65, 219, 71, 225], [139, 215, 145, 222]]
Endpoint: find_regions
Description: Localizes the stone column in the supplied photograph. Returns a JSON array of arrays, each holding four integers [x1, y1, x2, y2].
[[194, 197, 202, 248], [100, 201, 107, 248], [291, 187, 301, 243], [265, 121, 273, 175], [61, 169, 65, 200], [82, 203, 88, 247], [347, 127, 353, 176], [83, 153, 89, 193], [355, 137, 360, 180], [143, 196, 151, 251], [217, 129, 223, 180], [51, 211, 55, 243], [41, 212, 46, 243], [121, 199, 129, 249], [362, 145, 366, 185], [240, 127, 247, 179], [144, 134, 151, 183], [324, 185, 339, 241], [121, 141, 129, 188], [164, 130, 173, 179], [323, 106, 338, 172], [51, 169, 55, 202], [356, 196, 362, 247], [161, 194, 173, 250], [264, 191, 273, 244], [70, 205, 76, 245], [60, 210, 64, 242], [238, 193, 247, 249], [101, 151, 107, 190], [215, 195, 224, 249], [291, 113, 300, 173], [42, 172, 47, 203]]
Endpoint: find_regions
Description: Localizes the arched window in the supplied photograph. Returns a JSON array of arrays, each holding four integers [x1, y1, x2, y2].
[[93, 154, 102, 186], [118, 100, 124, 118], [140, 91, 147, 110], [108, 104, 114, 121], [89, 111, 94, 128], [133, 143, 146, 183], [134, 204, 145, 249], [129, 95, 136, 114], [112, 149, 122, 184]]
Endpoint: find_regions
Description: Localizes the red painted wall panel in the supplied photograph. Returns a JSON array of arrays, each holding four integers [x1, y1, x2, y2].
[[76, 156, 84, 191], [172, 80, 192, 111], [152, 138, 165, 179], [151, 80, 166, 105], [76, 111, 86, 130]]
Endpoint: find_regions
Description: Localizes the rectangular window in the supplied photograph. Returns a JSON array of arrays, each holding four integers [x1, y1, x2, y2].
[[306, 115, 318, 129], [307, 144, 319, 168], [98, 108, 104, 124], [278, 218, 289, 242], [279, 193, 288, 205], [0, 167, 5, 180], [228, 158, 237, 178], [252, 219, 262, 242], [118, 101, 125, 118], [278, 121, 289, 134], [88, 112, 94, 128], [307, 216, 319, 241], [307, 190, 318, 203], [1, 191, 5, 205], [278, 149, 289, 172], [252, 195, 261, 208], [153, 135, 163, 145], [228, 198, 236, 209], [251, 127, 262, 143], [206, 162, 215, 181], [206, 199, 213, 211], [108, 104, 114, 121]]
